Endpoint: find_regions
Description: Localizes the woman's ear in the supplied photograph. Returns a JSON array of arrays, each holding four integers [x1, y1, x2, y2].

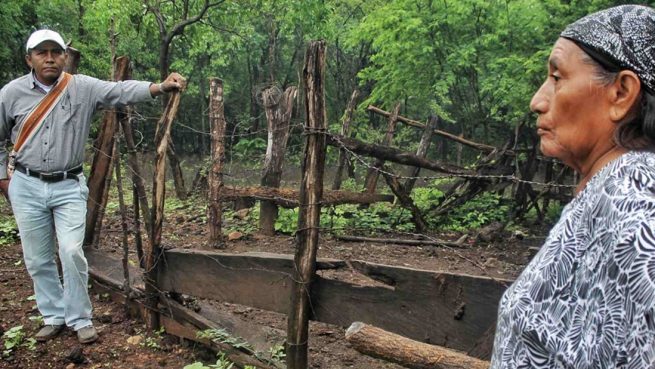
[[609, 70, 642, 122]]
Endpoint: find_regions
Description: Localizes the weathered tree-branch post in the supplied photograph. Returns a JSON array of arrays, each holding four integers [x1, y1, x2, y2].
[[404, 115, 438, 192], [113, 137, 131, 295], [208, 78, 226, 247], [332, 89, 359, 190], [364, 102, 401, 193], [381, 168, 427, 233], [167, 139, 187, 200], [64, 46, 80, 74], [144, 86, 184, 330], [84, 56, 131, 246], [259, 86, 298, 235], [287, 41, 327, 369], [120, 108, 152, 239]]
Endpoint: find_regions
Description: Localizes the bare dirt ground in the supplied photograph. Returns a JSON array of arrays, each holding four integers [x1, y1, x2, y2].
[[0, 196, 547, 369]]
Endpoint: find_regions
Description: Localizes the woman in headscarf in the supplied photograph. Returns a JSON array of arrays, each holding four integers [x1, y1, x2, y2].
[[491, 5, 655, 369]]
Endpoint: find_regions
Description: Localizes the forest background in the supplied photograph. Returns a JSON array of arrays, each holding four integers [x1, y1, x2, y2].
[[3, 0, 648, 160], [1, 0, 653, 236]]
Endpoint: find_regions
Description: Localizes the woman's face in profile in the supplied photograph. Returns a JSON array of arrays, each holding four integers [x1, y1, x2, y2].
[[530, 38, 616, 171]]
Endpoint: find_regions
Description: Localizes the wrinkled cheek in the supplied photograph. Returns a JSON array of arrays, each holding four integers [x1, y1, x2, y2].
[[539, 135, 568, 160]]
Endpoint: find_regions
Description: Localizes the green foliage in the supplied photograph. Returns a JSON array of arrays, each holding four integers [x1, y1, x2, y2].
[[197, 328, 252, 351], [142, 327, 165, 351], [439, 193, 510, 232], [231, 138, 267, 162], [184, 354, 257, 369], [0, 215, 18, 247], [269, 344, 286, 362], [275, 207, 298, 234], [2, 325, 35, 357]]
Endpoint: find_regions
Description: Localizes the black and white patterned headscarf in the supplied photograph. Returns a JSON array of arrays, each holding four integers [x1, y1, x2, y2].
[[561, 5, 655, 92]]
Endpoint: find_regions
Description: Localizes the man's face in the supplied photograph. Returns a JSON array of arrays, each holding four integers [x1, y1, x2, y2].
[[25, 41, 67, 86], [529, 38, 615, 171]]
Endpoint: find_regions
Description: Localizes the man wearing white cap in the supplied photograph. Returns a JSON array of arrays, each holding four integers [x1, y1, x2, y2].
[[0, 29, 185, 344]]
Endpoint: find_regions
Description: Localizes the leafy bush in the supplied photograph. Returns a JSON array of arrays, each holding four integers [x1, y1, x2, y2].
[[0, 216, 18, 246], [439, 193, 510, 232]]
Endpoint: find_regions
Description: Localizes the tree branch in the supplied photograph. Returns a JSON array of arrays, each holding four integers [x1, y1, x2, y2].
[[168, 0, 225, 39]]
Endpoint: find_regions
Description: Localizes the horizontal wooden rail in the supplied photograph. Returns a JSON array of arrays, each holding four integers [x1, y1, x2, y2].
[[367, 105, 499, 154], [155, 249, 509, 359], [221, 186, 395, 207]]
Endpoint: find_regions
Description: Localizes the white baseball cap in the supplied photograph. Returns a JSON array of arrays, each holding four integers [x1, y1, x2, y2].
[[25, 30, 67, 52]]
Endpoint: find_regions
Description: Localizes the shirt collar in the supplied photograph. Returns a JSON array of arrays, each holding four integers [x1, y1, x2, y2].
[[29, 71, 63, 91]]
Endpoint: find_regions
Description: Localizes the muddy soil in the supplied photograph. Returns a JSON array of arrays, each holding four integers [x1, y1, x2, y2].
[[0, 197, 548, 369]]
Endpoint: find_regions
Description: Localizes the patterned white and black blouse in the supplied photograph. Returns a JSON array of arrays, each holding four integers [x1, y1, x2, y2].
[[491, 151, 655, 369]]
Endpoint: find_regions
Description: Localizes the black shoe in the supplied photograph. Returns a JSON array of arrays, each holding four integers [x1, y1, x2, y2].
[[35, 324, 65, 342]]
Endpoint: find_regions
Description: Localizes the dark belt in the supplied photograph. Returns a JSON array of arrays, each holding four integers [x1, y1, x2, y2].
[[15, 163, 82, 182]]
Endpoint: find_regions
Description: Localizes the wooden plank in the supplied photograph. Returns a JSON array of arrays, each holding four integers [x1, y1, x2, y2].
[[157, 249, 509, 359], [86, 250, 282, 369], [88, 248, 506, 359]]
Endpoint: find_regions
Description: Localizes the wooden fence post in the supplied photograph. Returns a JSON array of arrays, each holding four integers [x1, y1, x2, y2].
[[287, 41, 327, 369], [208, 78, 226, 247], [120, 108, 152, 239], [144, 88, 184, 330], [259, 86, 298, 235], [84, 56, 131, 246], [64, 46, 80, 74], [332, 89, 359, 190], [364, 102, 401, 193]]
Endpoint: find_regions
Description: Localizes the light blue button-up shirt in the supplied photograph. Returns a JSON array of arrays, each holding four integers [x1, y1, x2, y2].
[[0, 72, 154, 179]]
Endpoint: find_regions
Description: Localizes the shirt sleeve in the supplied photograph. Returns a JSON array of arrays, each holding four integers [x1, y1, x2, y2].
[[78, 75, 155, 110], [0, 87, 12, 180]]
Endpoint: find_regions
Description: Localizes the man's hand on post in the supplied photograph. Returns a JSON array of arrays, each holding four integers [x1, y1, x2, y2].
[[161, 72, 186, 92], [150, 73, 186, 97]]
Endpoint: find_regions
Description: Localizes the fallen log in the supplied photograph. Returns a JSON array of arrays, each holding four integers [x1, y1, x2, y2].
[[326, 134, 473, 176], [335, 234, 467, 248], [221, 186, 394, 207], [345, 322, 489, 369]]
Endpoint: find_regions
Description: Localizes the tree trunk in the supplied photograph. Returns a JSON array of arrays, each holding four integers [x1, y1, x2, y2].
[[144, 89, 184, 331], [332, 89, 359, 190], [345, 322, 489, 369], [287, 41, 327, 369], [208, 78, 226, 248], [364, 103, 400, 193], [259, 86, 298, 235], [84, 56, 131, 246], [404, 115, 438, 192]]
